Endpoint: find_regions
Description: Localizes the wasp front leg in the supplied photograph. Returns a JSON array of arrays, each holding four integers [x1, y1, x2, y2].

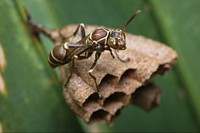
[[114, 50, 130, 63], [106, 47, 115, 59]]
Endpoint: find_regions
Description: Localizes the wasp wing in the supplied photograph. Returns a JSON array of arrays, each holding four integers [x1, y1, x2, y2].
[[66, 42, 93, 59], [67, 43, 89, 48]]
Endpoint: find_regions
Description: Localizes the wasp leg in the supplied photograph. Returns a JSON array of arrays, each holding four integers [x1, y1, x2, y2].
[[107, 48, 115, 59], [67, 23, 86, 40], [114, 49, 130, 63], [64, 50, 93, 88], [64, 57, 75, 88], [64, 51, 93, 87], [88, 52, 102, 97]]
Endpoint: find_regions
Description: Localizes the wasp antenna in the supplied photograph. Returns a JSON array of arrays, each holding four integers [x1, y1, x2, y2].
[[122, 10, 141, 32]]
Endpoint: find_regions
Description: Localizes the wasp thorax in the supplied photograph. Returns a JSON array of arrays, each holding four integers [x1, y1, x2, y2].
[[108, 29, 126, 50], [89, 28, 109, 46], [91, 29, 107, 40]]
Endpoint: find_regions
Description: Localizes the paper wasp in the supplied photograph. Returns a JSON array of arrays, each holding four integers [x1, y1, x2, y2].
[[28, 10, 141, 94]]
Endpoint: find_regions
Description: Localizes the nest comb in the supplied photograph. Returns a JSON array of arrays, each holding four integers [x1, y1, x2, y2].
[[54, 25, 178, 125]]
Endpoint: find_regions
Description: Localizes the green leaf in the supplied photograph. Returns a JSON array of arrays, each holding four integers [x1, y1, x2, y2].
[[0, 0, 199, 132], [0, 0, 83, 132], [149, 0, 200, 127]]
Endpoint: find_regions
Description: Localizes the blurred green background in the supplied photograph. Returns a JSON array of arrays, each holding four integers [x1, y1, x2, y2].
[[0, 0, 200, 132]]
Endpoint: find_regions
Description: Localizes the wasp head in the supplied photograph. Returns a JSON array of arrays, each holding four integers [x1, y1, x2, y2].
[[107, 29, 126, 50], [107, 10, 141, 51]]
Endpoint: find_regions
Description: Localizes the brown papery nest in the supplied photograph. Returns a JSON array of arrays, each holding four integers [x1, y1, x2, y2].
[[51, 25, 178, 125], [29, 22, 177, 125]]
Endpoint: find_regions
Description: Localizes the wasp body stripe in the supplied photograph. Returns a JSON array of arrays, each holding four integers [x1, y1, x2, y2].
[[63, 42, 69, 49], [50, 50, 65, 63], [48, 56, 59, 67]]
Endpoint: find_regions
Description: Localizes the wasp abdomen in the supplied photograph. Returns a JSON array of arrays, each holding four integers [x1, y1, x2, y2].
[[48, 44, 67, 68]]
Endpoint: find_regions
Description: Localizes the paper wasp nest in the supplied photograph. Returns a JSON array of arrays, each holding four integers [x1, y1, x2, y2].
[[29, 21, 177, 124], [26, 8, 177, 124], [51, 25, 178, 125]]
